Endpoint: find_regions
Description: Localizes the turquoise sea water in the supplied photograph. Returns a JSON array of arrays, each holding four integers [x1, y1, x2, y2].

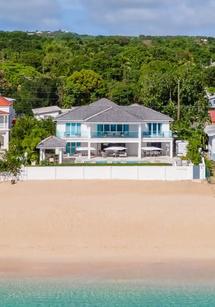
[[1, 279, 215, 306]]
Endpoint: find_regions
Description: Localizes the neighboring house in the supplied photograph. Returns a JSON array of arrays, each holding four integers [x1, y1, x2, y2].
[[0, 96, 15, 151], [48, 98, 173, 162], [209, 110, 215, 124], [205, 125, 215, 161], [206, 91, 215, 108], [32, 106, 62, 120], [205, 110, 215, 161]]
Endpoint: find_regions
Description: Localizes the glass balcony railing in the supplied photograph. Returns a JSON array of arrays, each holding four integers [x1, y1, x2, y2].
[[64, 132, 82, 137], [91, 131, 139, 138], [62, 131, 172, 139], [142, 131, 173, 138]]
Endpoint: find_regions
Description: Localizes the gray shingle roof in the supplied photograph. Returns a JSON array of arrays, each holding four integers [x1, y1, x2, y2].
[[87, 105, 140, 123], [56, 98, 115, 121], [124, 104, 173, 122], [37, 136, 66, 149], [56, 99, 173, 123]]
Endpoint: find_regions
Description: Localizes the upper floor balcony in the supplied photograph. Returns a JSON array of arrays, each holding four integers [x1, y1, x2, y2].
[[59, 123, 173, 140]]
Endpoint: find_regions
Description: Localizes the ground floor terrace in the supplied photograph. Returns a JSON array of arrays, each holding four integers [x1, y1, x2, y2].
[[38, 139, 174, 165], [64, 139, 173, 159]]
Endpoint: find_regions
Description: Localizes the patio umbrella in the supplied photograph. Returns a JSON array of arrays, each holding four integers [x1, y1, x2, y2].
[[104, 146, 127, 151], [76, 146, 96, 151], [141, 146, 163, 151]]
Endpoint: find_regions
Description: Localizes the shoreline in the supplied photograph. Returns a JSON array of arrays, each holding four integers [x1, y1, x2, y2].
[[1, 258, 215, 283], [0, 180, 215, 280]]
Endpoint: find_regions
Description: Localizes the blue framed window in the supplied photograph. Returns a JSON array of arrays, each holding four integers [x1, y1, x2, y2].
[[104, 125, 110, 132], [96, 124, 130, 135], [65, 123, 81, 136], [111, 124, 116, 131], [66, 142, 81, 155], [97, 124, 103, 132]]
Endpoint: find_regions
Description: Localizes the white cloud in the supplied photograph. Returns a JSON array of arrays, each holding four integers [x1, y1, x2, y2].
[[76, 0, 215, 35], [0, 0, 61, 30]]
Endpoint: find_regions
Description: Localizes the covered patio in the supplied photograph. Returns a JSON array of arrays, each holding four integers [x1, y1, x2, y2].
[[37, 136, 66, 164]]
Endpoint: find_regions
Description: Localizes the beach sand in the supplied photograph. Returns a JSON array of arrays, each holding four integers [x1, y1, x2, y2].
[[0, 180, 215, 280]]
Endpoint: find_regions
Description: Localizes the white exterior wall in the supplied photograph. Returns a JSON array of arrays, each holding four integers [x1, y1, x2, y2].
[[162, 123, 170, 133], [0, 104, 15, 150], [81, 123, 89, 137], [56, 123, 65, 138], [21, 165, 205, 181]]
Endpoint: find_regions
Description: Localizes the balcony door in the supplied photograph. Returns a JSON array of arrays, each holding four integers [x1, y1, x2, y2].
[[96, 124, 129, 136], [66, 123, 81, 137], [66, 142, 81, 155], [148, 123, 161, 136]]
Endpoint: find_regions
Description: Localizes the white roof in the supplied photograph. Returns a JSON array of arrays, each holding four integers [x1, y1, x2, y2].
[[32, 106, 61, 115]]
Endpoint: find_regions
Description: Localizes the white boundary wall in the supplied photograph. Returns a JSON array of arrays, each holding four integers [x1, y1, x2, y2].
[[21, 165, 205, 181]]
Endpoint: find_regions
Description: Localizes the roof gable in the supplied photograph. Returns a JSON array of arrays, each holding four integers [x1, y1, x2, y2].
[[0, 96, 12, 107], [37, 136, 66, 149]]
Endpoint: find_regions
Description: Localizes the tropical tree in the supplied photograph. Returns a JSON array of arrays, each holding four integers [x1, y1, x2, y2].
[[10, 116, 55, 164], [63, 69, 105, 107]]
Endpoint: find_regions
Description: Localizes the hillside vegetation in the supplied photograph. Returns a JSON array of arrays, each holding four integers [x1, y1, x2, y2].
[[1, 32, 215, 164]]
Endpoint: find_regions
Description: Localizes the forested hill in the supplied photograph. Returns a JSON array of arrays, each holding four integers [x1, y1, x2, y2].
[[0, 31, 215, 123]]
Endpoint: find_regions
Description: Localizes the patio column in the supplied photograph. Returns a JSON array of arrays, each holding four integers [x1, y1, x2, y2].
[[138, 124, 142, 159], [59, 149, 63, 164], [169, 140, 173, 158], [39, 149, 45, 162], [88, 142, 91, 160]]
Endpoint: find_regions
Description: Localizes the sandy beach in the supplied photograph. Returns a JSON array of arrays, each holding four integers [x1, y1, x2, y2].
[[0, 180, 215, 280]]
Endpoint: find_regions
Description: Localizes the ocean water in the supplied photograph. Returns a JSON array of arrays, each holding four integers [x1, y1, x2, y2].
[[0, 279, 215, 306]]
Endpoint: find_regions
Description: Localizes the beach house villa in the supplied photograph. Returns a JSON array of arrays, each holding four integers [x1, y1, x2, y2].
[[0, 96, 15, 151], [37, 98, 174, 164]]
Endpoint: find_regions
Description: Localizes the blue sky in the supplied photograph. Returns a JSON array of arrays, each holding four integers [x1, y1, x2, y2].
[[0, 0, 215, 36]]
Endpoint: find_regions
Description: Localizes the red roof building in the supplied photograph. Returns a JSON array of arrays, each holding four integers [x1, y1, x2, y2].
[[0, 96, 12, 106], [209, 110, 215, 124]]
